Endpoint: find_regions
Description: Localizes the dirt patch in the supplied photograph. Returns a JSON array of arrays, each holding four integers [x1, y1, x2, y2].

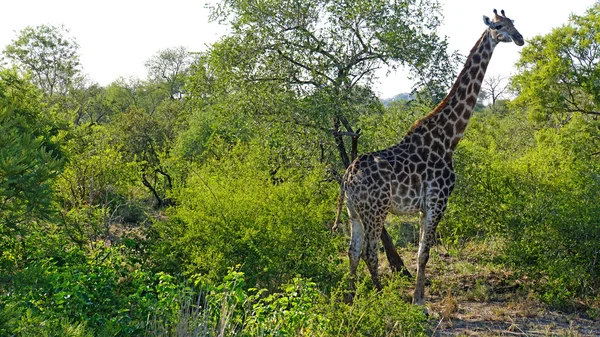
[[428, 301, 600, 336], [383, 244, 600, 336]]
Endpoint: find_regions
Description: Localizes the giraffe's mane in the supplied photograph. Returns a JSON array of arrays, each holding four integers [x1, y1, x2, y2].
[[404, 29, 489, 137]]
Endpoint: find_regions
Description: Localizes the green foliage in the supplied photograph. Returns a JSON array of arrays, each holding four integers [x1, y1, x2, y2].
[[184, 57, 346, 177], [56, 125, 140, 207], [0, 125, 61, 229], [151, 141, 344, 289], [0, 68, 61, 141], [243, 274, 427, 337], [147, 270, 427, 337], [244, 277, 324, 336], [69, 84, 126, 125], [0, 69, 64, 268], [444, 112, 600, 306], [4, 1, 600, 334], [512, 3, 600, 128], [1, 240, 182, 336], [145, 46, 193, 96], [443, 5, 600, 305], [112, 105, 179, 207], [0, 312, 93, 337], [54, 125, 143, 246], [198, 0, 456, 169], [358, 99, 423, 152], [2, 24, 81, 97], [209, 0, 448, 90], [319, 276, 427, 337]]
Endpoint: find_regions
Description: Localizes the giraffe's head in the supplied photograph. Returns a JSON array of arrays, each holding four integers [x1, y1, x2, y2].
[[483, 9, 524, 46]]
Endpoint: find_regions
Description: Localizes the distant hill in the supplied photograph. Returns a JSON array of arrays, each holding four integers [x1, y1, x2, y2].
[[381, 92, 413, 106]]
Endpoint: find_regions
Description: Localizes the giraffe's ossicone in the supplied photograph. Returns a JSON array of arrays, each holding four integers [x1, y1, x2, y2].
[[335, 9, 524, 306]]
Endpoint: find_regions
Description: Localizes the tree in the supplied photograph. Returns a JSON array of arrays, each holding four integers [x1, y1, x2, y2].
[[113, 106, 174, 208], [111, 77, 174, 115], [480, 74, 509, 110], [69, 83, 109, 125], [0, 69, 63, 236], [207, 0, 455, 168], [53, 124, 141, 247], [512, 3, 600, 126], [104, 75, 190, 207], [145, 46, 194, 97], [2, 24, 82, 97]]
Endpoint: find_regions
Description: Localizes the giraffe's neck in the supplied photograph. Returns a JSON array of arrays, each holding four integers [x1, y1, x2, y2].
[[406, 29, 497, 151]]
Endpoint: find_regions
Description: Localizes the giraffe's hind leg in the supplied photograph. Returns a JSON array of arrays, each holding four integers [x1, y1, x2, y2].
[[362, 223, 383, 290], [360, 207, 388, 291], [381, 226, 412, 278], [346, 199, 363, 298]]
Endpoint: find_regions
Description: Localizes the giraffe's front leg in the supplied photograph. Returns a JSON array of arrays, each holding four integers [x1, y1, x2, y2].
[[413, 228, 433, 306]]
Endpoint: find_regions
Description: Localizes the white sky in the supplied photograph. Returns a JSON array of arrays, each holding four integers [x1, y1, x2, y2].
[[0, 0, 594, 99]]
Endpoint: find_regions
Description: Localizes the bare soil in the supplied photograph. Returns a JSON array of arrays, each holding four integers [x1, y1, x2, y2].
[[386, 244, 600, 336], [428, 299, 600, 336]]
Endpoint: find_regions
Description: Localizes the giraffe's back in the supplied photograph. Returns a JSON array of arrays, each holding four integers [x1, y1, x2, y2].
[[377, 141, 427, 216], [344, 153, 394, 211], [344, 142, 424, 217], [344, 126, 457, 217]]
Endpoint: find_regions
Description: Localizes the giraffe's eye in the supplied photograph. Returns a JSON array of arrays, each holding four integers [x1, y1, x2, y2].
[[495, 24, 504, 30]]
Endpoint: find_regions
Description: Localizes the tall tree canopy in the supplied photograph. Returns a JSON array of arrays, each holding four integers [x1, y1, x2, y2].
[[203, 0, 455, 168], [0, 69, 63, 234], [2, 24, 82, 97], [145, 46, 194, 97], [210, 0, 448, 89], [512, 3, 600, 125]]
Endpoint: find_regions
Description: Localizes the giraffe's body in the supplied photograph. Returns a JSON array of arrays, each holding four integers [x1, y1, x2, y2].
[[336, 9, 524, 305]]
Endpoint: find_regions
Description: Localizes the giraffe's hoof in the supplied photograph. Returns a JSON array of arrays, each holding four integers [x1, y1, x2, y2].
[[331, 223, 343, 234]]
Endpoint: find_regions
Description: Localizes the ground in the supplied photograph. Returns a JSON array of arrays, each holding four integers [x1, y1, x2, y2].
[[381, 238, 600, 337], [430, 302, 599, 336]]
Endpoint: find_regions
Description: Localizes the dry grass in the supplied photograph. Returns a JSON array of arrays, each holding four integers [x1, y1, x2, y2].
[[441, 291, 459, 320], [374, 240, 600, 336]]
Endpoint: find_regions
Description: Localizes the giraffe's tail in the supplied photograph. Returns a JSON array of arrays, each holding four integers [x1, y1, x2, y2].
[[332, 173, 347, 232]]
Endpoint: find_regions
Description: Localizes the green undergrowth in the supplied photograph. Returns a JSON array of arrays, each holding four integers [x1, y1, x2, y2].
[[146, 270, 428, 337]]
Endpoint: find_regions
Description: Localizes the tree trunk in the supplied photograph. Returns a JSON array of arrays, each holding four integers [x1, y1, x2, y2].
[[142, 173, 164, 208], [333, 116, 351, 168]]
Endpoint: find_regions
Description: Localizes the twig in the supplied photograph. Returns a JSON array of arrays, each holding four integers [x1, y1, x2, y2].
[[430, 317, 444, 337]]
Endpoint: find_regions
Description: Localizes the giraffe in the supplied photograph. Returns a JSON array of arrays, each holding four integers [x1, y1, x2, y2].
[[334, 9, 524, 306]]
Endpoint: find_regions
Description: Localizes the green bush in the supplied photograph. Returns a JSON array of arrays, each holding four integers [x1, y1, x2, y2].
[[443, 113, 600, 306], [150, 141, 344, 290], [316, 276, 428, 337], [146, 270, 427, 337], [0, 69, 64, 254], [0, 239, 183, 336]]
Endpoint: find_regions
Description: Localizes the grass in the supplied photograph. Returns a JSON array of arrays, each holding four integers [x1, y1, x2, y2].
[[379, 239, 600, 336], [140, 235, 599, 337]]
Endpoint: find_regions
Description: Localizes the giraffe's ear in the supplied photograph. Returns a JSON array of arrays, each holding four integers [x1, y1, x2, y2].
[[483, 15, 492, 27]]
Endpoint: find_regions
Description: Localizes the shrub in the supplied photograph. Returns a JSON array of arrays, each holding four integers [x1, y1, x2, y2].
[[0, 240, 183, 336], [149, 141, 345, 291], [442, 113, 600, 306], [146, 270, 428, 337]]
